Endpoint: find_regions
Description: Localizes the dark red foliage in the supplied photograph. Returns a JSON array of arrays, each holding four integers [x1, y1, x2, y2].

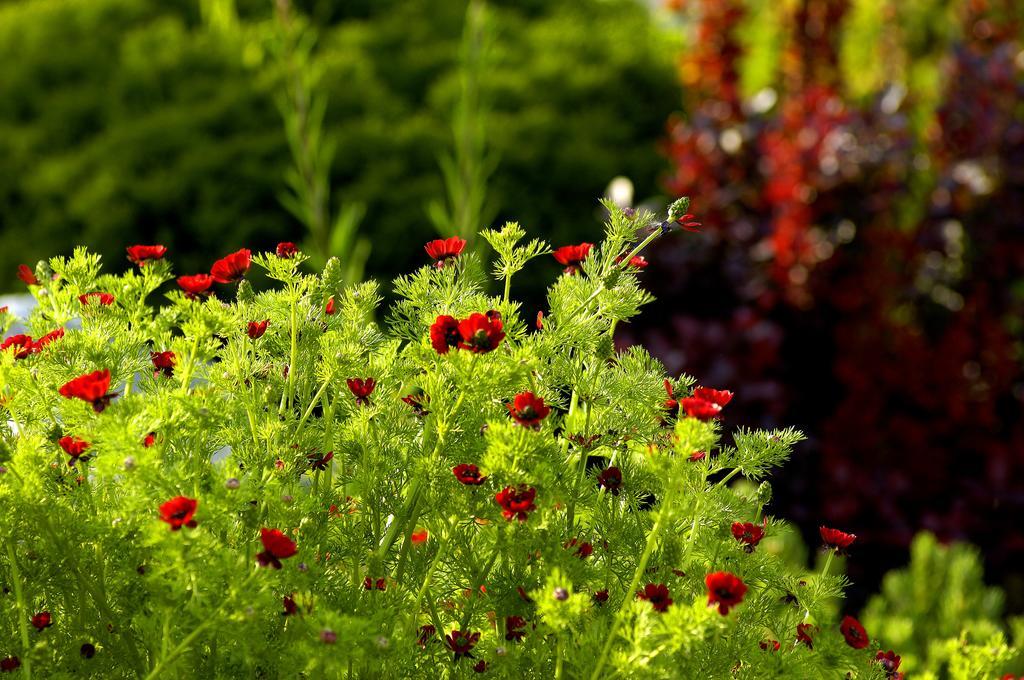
[[494, 485, 536, 522], [453, 464, 487, 486], [150, 351, 176, 378], [210, 248, 251, 284], [839, 615, 869, 649], [159, 496, 198, 531], [636, 583, 673, 612], [552, 243, 592, 274], [256, 528, 297, 569], [59, 369, 117, 412], [424, 237, 466, 268], [705, 571, 747, 615], [506, 391, 550, 428], [127, 244, 167, 265]]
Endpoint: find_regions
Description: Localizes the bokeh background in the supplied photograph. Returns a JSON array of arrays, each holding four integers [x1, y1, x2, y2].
[[2, 0, 1022, 612]]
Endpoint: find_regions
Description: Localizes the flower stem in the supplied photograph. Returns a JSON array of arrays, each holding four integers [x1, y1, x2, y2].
[[283, 287, 299, 415], [5, 542, 32, 680], [589, 484, 678, 680]]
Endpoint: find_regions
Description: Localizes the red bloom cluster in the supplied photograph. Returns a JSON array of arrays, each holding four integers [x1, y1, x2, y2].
[[705, 571, 747, 615], [424, 237, 466, 268], [79, 292, 115, 306], [552, 243, 592, 274], [731, 521, 765, 552], [31, 611, 52, 631], [58, 436, 90, 465], [256, 528, 297, 569], [506, 391, 550, 428], [820, 526, 856, 554], [177, 274, 214, 299], [453, 464, 487, 486], [680, 386, 733, 420], [346, 378, 376, 406], [159, 496, 198, 531], [210, 249, 251, 284], [494, 485, 536, 522], [1, 334, 34, 360], [247, 320, 269, 339], [126, 244, 167, 265], [839, 615, 869, 649], [430, 311, 505, 355], [59, 369, 117, 412], [276, 242, 299, 259], [150, 351, 176, 378], [597, 466, 622, 495], [636, 583, 673, 612]]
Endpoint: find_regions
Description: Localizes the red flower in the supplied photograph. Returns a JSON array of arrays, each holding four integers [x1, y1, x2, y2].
[[143, 432, 157, 448], [17, 264, 38, 286], [694, 386, 733, 407], [731, 521, 766, 552], [593, 589, 609, 604], [0, 656, 20, 672], [247, 320, 269, 339], [210, 248, 251, 284], [663, 379, 678, 411], [411, 529, 429, 545], [430, 315, 461, 354], [276, 242, 299, 259], [31, 611, 52, 631], [876, 650, 901, 676], [494, 485, 537, 521], [505, 615, 528, 641], [688, 450, 707, 462], [445, 629, 480, 660], [177, 274, 214, 299], [59, 369, 117, 412], [597, 466, 622, 495], [424, 237, 467, 268], [256, 528, 298, 569], [506, 391, 550, 428], [680, 397, 722, 420], [158, 496, 198, 531], [636, 583, 673, 612], [401, 391, 430, 417], [324, 296, 336, 315], [616, 254, 649, 269], [553, 243, 593, 274], [126, 244, 167, 265], [79, 292, 115, 306], [796, 622, 815, 648], [759, 640, 780, 652], [839, 615, 869, 649], [417, 624, 437, 649], [472, 660, 488, 673], [363, 577, 387, 591], [33, 328, 64, 352], [59, 436, 90, 465], [705, 571, 747, 615], [281, 595, 299, 616], [307, 450, 334, 471], [676, 212, 702, 232], [150, 351, 176, 378], [565, 538, 593, 559], [453, 464, 487, 486], [1, 335, 34, 360], [346, 378, 376, 406], [820, 526, 857, 554], [458, 312, 505, 353]]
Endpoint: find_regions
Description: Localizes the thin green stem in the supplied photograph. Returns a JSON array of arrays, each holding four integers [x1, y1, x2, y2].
[[283, 288, 299, 415], [295, 373, 332, 436], [589, 484, 678, 680], [565, 399, 591, 532], [177, 334, 202, 394], [5, 542, 32, 680]]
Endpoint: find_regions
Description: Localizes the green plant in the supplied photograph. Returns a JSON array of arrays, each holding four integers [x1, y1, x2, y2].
[[860, 532, 1024, 679], [0, 199, 961, 678]]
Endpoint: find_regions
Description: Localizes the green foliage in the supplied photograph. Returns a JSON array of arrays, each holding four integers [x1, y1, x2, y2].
[[860, 532, 1024, 679], [0, 0, 679, 292], [0, 203, 913, 677]]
